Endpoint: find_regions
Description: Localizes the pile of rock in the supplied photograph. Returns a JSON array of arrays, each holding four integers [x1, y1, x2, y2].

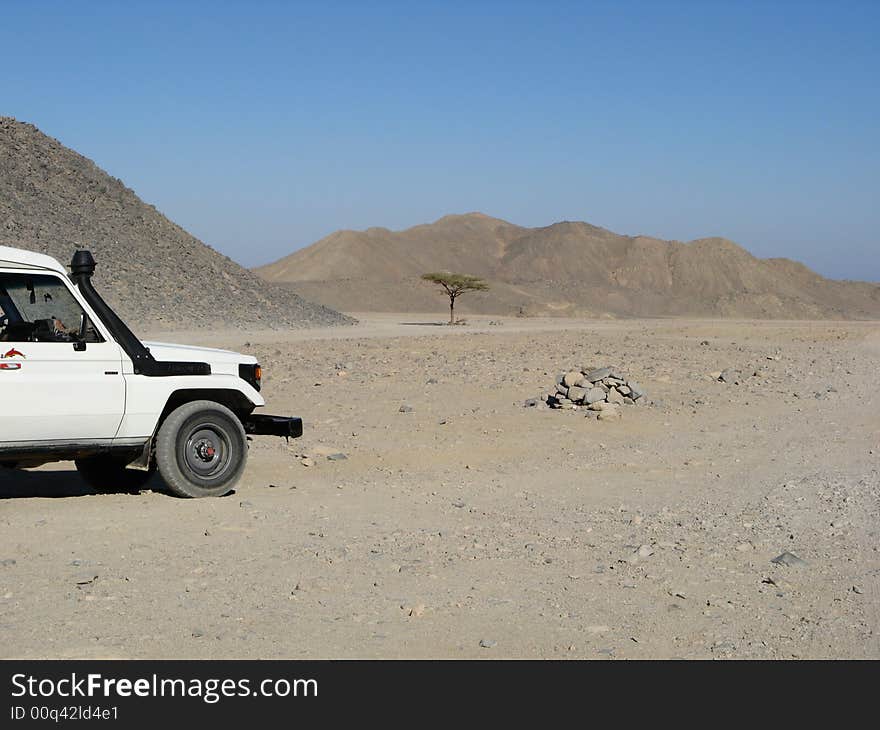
[[525, 366, 646, 420]]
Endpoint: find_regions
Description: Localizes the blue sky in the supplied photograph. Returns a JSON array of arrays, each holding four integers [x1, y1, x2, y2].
[[1, 0, 878, 280]]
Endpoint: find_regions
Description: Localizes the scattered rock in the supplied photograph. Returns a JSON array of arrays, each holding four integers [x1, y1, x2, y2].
[[327, 453, 348, 461], [771, 551, 807, 567], [479, 639, 497, 649], [399, 404, 414, 413], [719, 368, 743, 384]]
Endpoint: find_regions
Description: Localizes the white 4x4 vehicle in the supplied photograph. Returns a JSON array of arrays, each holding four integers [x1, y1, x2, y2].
[[0, 246, 302, 497]]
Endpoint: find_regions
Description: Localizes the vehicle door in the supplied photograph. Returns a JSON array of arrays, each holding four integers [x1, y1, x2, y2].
[[0, 270, 125, 444]]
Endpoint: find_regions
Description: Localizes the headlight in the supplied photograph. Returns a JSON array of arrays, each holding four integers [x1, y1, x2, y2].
[[239, 363, 262, 391]]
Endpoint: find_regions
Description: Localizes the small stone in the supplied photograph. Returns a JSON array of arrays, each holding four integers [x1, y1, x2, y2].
[[771, 551, 807, 567], [327, 453, 348, 461], [607, 388, 624, 405], [239, 500, 254, 508], [719, 368, 742, 384], [0, 559, 16, 567], [853, 585, 863, 595], [628, 381, 645, 399], [479, 639, 497, 649], [301, 457, 314, 467], [735, 542, 753, 552], [584, 387, 607, 405], [523, 398, 540, 408], [637, 544, 654, 558], [399, 404, 414, 413], [589, 401, 616, 411], [597, 408, 621, 421], [563, 371, 584, 388], [585, 367, 613, 382], [567, 385, 587, 403], [191, 629, 205, 638]]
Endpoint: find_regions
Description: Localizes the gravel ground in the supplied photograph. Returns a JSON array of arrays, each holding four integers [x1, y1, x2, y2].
[[1, 315, 878, 658]]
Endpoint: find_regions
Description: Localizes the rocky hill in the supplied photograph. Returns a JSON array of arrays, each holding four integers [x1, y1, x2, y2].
[[0, 117, 353, 330], [257, 213, 880, 319]]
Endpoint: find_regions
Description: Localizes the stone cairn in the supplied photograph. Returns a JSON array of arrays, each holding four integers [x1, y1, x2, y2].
[[525, 366, 646, 420]]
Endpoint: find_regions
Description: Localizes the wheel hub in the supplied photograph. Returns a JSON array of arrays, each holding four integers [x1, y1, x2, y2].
[[194, 439, 216, 462], [183, 425, 230, 479]]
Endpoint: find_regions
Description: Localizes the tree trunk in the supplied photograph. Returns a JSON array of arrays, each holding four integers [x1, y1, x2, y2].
[[449, 297, 455, 325]]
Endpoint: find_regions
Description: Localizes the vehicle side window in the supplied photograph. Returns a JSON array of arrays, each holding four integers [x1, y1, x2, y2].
[[0, 272, 103, 344]]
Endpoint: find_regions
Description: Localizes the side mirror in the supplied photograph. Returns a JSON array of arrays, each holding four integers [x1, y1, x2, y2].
[[73, 313, 88, 351]]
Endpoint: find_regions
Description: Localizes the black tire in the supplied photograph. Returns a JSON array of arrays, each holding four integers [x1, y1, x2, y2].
[[155, 400, 247, 498], [75, 456, 155, 494]]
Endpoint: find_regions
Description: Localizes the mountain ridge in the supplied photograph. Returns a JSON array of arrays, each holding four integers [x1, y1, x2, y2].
[[256, 213, 880, 319]]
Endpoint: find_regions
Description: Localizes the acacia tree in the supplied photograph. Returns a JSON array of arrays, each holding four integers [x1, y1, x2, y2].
[[421, 272, 489, 324]]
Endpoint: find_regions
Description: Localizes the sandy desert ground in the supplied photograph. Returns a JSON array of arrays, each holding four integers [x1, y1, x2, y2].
[[1, 314, 878, 659]]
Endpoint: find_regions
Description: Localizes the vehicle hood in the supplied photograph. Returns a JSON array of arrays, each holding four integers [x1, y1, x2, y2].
[[142, 341, 257, 369]]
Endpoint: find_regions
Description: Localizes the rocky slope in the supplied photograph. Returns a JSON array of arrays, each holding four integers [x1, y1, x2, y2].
[[0, 117, 353, 330]]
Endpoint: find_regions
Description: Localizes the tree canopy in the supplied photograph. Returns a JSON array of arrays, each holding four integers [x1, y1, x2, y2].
[[421, 272, 489, 323]]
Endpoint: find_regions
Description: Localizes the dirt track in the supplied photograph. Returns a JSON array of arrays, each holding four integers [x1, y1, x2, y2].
[[2, 315, 878, 658]]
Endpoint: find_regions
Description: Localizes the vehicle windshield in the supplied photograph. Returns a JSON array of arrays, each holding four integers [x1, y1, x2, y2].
[[0, 272, 103, 343]]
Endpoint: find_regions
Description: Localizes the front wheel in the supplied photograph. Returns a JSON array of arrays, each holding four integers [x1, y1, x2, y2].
[[155, 400, 247, 498], [75, 456, 155, 493]]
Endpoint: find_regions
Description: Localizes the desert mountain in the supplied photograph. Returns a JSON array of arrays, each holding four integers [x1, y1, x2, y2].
[[0, 117, 353, 330], [257, 213, 880, 319]]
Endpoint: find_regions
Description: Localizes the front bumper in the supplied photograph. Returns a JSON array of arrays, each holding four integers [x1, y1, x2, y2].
[[243, 414, 303, 439]]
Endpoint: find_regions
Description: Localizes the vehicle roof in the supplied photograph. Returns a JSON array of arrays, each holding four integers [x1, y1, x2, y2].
[[0, 246, 67, 275]]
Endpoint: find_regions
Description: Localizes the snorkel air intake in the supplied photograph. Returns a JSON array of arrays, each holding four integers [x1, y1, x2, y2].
[[69, 249, 211, 377]]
